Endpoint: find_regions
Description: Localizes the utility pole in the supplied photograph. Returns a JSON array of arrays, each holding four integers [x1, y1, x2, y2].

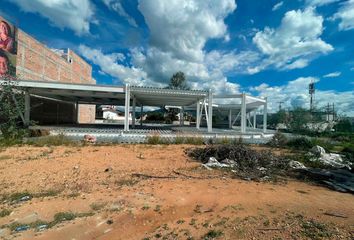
[[277, 101, 284, 111], [309, 81, 315, 112]]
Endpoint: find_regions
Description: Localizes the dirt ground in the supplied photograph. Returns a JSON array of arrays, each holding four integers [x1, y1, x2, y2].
[[0, 144, 353, 240]]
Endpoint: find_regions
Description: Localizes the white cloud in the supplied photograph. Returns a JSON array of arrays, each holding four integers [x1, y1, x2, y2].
[[9, 0, 95, 35], [305, 0, 340, 6], [272, 1, 283, 11], [251, 8, 333, 73], [250, 77, 354, 116], [102, 0, 138, 27], [333, 0, 354, 31], [323, 71, 341, 78], [78, 45, 149, 86], [138, 0, 236, 62]]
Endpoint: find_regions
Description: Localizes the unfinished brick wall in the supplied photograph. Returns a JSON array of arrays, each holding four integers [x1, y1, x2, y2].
[[15, 30, 96, 124]]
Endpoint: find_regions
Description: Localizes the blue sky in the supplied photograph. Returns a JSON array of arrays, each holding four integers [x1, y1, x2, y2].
[[1, 0, 353, 115]]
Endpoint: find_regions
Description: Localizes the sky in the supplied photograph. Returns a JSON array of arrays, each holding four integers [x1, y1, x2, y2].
[[1, 0, 353, 115]]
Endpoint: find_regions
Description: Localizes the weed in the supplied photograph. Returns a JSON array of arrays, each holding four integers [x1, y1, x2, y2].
[[141, 204, 150, 210], [154, 205, 161, 212], [147, 135, 166, 144], [66, 192, 80, 198], [185, 137, 204, 145], [115, 178, 139, 187], [0, 209, 11, 217], [203, 230, 224, 239], [194, 204, 202, 213], [177, 219, 185, 224], [301, 219, 333, 239], [0, 155, 11, 160], [90, 202, 107, 211], [27, 135, 76, 147], [287, 137, 314, 151], [189, 218, 197, 226]]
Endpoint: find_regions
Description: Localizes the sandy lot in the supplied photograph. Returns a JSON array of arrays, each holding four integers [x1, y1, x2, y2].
[[0, 144, 353, 240]]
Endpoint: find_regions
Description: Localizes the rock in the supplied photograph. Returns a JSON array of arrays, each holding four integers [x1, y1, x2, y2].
[[104, 167, 112, 172], [21, 212, 39, 224], [310, 145, 326, 156], [289, 160, 307, 169], [106, 219, 113, 225]]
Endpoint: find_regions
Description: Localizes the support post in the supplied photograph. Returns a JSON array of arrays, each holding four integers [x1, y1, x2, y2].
[[228, 109, 232, 129], [207, 89, 213, 133], [196, 100, 200, 129], [253, 111, 256, 129], [179, 107, 184, 126], [24, 91, 30, 126], [241, 93, 246, 133], [132, 96, 136, 128], [263, 97, 268, 133], [140, 105, 143, 126], [124, 84, 130, 132]]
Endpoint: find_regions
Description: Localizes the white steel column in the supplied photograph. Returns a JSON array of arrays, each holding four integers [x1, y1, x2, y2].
[[179, 107, 184, 126], [228, 109, 232, 129], [207, 89, 213, 133], [263, 97, 268, 133], [241, 93, 246, 133], [253, 111, 256, 129], [124, 84, 130, 132], [140, 105, 143, 126], [196, 100, 200, 129], [132, 96, 136, 128], [24, 91, 30, 126]]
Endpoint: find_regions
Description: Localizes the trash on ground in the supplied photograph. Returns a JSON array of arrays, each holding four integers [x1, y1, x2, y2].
[[84, 134, 97, 143], [187, 144, 290, 181], [309, 145, 352, 170], [14, 225, 30, 232]]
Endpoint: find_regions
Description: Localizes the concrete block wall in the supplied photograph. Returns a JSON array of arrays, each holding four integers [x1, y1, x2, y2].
[[15, 30, 96, 124]]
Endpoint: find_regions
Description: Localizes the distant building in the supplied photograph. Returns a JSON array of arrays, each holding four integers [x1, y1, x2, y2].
[[0, 15, 95, 124]]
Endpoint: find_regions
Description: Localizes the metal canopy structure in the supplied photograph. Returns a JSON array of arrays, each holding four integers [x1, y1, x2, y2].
[[0, 79, 268, 134]]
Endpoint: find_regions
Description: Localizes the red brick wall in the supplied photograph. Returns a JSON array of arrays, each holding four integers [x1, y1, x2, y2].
[[15, 30, 96, 123]]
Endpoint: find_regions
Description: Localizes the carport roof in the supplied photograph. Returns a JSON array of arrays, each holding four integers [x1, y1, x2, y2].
[[0, 80, 209, 107]]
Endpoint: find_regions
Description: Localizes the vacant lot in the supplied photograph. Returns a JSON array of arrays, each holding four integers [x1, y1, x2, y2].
[[0, 144, 353, 239]]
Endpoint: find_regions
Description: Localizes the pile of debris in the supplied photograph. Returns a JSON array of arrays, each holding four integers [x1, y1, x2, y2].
[[309, 146, 352, 170], [187, 144, 290, 181]]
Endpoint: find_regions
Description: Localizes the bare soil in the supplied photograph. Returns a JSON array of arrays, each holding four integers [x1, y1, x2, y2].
[[0, 144, 353, 240]]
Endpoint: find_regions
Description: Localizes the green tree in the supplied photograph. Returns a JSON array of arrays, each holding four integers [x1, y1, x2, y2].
[[0, 78, 27, 142], [288, 107, 312, 132], [168, 71, 189, 90], [335, 119, 353, 133], [268, 110, 288, 128]]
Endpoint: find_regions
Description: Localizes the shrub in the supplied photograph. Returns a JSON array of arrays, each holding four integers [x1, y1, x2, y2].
[[287, 137, 314, 151], [267, 132, 288, 147], [147, 135, 165, 144]]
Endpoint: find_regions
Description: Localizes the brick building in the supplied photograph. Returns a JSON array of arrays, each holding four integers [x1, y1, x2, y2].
[[1, 16, 96, 124]]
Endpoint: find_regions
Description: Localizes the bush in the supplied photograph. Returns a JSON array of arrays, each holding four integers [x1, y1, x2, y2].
[[267, 132, 288, 147], [0, 79, 28, 143], [147, 135, 166, 144], [287, 137, 314, 151]]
